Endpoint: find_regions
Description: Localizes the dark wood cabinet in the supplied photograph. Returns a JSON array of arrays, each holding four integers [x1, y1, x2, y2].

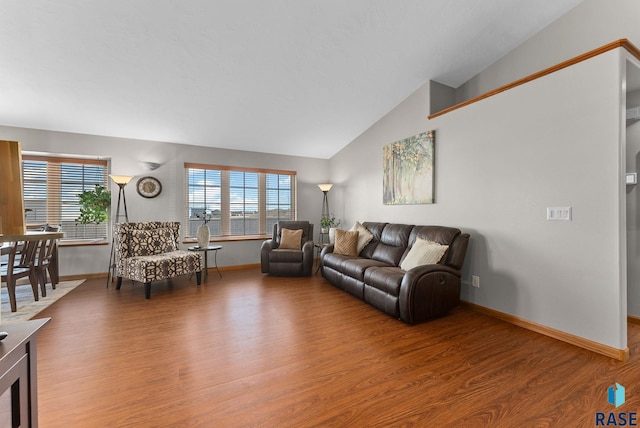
[[0, 318, 49, 427]]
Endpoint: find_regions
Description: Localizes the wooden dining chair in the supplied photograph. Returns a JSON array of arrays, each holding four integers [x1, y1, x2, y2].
[[34, 238, 58, 297], [0, 240, 40, 312]]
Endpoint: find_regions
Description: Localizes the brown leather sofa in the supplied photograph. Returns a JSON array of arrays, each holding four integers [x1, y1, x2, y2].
[[261, 221, 315, 276], [321, 222, 469, 324]]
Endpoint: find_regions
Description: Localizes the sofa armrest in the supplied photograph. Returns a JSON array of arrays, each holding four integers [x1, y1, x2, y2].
[[260, 239, 276, 273], [317, 243, 335, 276], [302, 240, 315, 274], [302, 240, 315, 254], [403, 264, 461, 279], [320, 243, 335, 258], [398, 264, 462, 324]]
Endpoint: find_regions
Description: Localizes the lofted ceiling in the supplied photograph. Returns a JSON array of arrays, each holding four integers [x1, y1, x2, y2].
[[0, 1, 583, 159]]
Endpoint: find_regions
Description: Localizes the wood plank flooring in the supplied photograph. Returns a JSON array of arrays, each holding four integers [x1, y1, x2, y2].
[[32, 268, 640, 427]]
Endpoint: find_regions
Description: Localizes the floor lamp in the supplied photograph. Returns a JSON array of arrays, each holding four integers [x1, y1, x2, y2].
[[318, 184, 333, 222], [106, 175, 133, 286], [318, 184, 333, 244]]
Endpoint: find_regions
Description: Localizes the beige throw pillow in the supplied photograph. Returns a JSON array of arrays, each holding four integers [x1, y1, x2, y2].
[[334, 229, 359, 256], [349, 221, 374, 254], [279, 228, 303, 249], [400, 238, 449, 271]]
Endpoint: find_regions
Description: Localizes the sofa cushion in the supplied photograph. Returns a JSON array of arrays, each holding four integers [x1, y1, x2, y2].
[[279, 228, 302, 249], [400, 238, 448, 271], [364, 266, 405, 296], [334, 229, 359, 256], [360, 222, 386, 258], [322, 252, 349, 270], [323, 251, 387, 277], [409, 225, 460, 246], [124, 250, 201, 283], [276, 221, 312, 243], [341, 258, 390, 282], [269, 249, 304, 263], [371, 224, 413, 265], [128, 228, 177, 256], [349, 221, 374, 254], [408, 226, 461, 265]]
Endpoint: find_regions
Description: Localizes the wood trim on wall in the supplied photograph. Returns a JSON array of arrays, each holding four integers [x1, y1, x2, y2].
[[429, 39, 640, 120], [461, 300, 629, 361], [22, 154, 108, 166], [62, 273, 107, 281], [184, 162, 296, 176]]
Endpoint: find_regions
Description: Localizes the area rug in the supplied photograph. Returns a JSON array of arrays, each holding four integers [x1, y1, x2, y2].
[[0, 280, 85, 324]]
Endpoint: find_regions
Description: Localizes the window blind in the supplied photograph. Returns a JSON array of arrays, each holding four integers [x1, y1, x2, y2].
[[22, 155, 109, 241], [184, 163, 296, 239]]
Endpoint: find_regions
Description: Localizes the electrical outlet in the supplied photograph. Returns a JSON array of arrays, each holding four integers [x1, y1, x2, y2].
[[472, 275, 480, 288]]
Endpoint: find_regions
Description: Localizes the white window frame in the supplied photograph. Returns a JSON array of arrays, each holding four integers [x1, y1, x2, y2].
[[22, 154, 109, 243], [184, 163, 296, 240]]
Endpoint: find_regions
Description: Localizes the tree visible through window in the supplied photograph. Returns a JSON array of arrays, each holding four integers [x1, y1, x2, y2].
[[22, 155, 109, 241], [185, 163, 296, 239]]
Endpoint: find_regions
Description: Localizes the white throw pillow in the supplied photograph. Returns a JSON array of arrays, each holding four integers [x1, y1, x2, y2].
[[400, 238, 449, 271], [349, 221, 374, 254]]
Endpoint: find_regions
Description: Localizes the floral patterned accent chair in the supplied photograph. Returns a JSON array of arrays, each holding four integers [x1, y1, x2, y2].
[[114, 222, 202, 299]]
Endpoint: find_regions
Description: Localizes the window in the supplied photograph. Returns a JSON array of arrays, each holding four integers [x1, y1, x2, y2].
[[22, 155, 109, 242], [185, 163, 296, 239]]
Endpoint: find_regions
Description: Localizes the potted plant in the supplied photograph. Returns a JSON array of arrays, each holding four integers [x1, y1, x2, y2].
[[76, 185, 111, 239], [320, 215, 340, 242], [76, 185, 111, 223]]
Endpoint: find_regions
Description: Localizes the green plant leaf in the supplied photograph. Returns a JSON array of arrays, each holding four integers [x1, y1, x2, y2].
[[76, 185, 111, 224]]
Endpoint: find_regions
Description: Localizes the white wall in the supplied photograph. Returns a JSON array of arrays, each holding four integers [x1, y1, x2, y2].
[[627, 86, 640, 317], [331, 48, 626, 350], [0, 125, 329, 277], [457, 0, 640, 103], [451, 0, 640, 335], [333, 0, 640, 353], [329, 81, 433, 227]]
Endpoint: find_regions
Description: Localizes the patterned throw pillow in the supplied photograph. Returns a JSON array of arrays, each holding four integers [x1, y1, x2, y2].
[[129, 228, 177, 256], [400, 238, 448, 271], [349, 221, 374, 253], [279, 228, 303, 249], [334, 229, 359, 256]]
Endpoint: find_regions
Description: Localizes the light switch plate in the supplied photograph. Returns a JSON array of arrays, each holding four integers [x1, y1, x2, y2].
[[547, 207, 572, 221], [627, 173, 637, 185]]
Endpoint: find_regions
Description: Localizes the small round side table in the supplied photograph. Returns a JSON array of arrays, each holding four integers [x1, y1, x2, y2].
[[188, 245, 223, 279]]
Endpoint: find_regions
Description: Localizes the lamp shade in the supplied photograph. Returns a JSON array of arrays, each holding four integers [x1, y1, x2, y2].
[[318, 183, 333, 192], [109, 175, 133, 185]]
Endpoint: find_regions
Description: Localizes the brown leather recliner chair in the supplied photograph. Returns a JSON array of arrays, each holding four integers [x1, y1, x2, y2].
[[261, 221, 314, 276]]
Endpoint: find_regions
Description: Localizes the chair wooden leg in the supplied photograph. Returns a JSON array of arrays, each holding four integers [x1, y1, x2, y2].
[[30, 271, 39, 301], [144, 282, 151, 299], [7, 280, 17, 313], [50, 243, 59, 288], [196, 271, 202, 286], [115, 277, 123, 290], [48, 264, 57, 289], [38, 268, 47, 298]]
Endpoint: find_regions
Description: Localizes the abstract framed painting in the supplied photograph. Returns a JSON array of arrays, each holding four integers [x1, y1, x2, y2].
[[383, 130, 435, 205]]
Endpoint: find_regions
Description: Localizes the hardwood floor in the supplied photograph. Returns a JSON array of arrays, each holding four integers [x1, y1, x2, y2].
[[33, 268, 640, 427]]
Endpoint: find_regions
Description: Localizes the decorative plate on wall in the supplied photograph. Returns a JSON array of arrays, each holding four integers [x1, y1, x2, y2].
[[136, 176, 162, 198]]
